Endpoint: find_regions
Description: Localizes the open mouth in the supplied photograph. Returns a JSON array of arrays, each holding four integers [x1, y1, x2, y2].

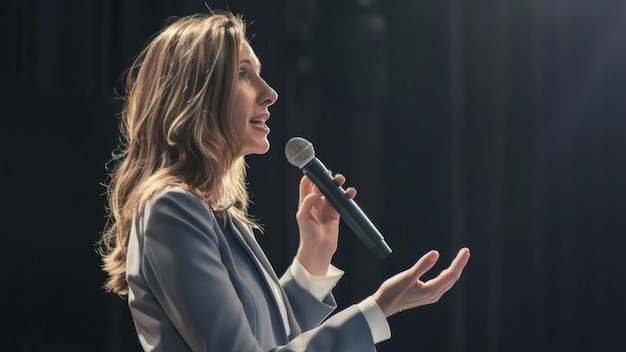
[[250, 117, 269, 132], [250, 118, 266, 126]]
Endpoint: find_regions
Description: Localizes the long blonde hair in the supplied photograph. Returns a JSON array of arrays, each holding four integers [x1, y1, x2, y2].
[[98, 12, 256, 295]]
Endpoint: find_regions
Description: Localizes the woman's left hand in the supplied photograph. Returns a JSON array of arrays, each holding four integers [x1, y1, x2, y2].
[[295, 174, 356, 276]]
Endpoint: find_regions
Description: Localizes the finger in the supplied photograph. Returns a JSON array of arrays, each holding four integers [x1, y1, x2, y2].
[[299, 176, 314, 203], [447, 248, 470, 276], [344, 187, 357, 199], [333, 173, 346, 186], [297, 192, 322, 215], [333, 174, 357, 199], [405, 250, 440, 282], [424, 248, 470, 292]]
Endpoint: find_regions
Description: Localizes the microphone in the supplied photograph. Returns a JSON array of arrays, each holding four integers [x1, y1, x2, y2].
[[285, 137, 392, 259]]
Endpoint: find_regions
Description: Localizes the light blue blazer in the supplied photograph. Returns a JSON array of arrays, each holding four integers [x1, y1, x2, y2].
[[126, 186, 376, 351]]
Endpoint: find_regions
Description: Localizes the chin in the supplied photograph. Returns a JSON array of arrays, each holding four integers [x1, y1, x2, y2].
[[242, 141, 270, 156], [258, 139, 271, 154], [257, 143, 270, 154]]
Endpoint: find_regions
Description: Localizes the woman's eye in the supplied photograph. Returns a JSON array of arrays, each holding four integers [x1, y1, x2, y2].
[[239, 69, 248, 79]]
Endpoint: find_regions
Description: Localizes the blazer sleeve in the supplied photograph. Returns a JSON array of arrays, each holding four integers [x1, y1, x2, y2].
[[279, 268, 339, 332], [138, 189, 377, 352]]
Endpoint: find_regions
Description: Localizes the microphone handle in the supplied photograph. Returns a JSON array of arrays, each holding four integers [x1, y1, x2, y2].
[[302, 158, 392, 259]]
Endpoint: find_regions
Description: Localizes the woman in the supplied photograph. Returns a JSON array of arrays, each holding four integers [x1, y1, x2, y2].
[[98, 11, 470, 351]]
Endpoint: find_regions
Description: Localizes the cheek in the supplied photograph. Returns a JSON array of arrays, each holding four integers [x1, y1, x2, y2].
[[231, 105, 243, 126], [231, 94, 247, 129], [231, 84, 258, 131]]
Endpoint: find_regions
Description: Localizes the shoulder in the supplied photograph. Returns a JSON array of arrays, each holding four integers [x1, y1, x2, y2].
[[150, 185, 201, 205], [142, 185, 220, 233], [147, 186, 207, 214]]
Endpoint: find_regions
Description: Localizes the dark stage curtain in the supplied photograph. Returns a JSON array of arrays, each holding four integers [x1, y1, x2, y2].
[[2, 0, 625, 351]]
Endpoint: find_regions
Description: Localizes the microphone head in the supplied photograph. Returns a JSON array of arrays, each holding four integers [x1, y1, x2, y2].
[[285, 137, 315, 168]]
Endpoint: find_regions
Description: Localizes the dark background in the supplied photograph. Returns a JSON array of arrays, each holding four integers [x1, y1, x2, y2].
[[2, 0, 626, 351]]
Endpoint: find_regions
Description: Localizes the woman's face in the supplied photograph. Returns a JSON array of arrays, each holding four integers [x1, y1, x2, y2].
[[232, 45, 278, 157]]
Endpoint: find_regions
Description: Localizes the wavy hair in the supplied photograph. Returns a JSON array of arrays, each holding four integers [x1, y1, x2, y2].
[[98, 12, 255, 295]]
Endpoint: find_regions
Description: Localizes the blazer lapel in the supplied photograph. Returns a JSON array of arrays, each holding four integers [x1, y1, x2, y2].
[[228, 216, 279, 283], [227, 215, 300, 337]]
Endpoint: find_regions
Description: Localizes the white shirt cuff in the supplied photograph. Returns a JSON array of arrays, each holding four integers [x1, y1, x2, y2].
[[289, 258, 344, 301], [357, 296, 391, 343]]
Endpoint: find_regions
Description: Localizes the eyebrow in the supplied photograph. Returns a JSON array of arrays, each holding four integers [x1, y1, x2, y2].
[[240, 59, 261, 73]]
